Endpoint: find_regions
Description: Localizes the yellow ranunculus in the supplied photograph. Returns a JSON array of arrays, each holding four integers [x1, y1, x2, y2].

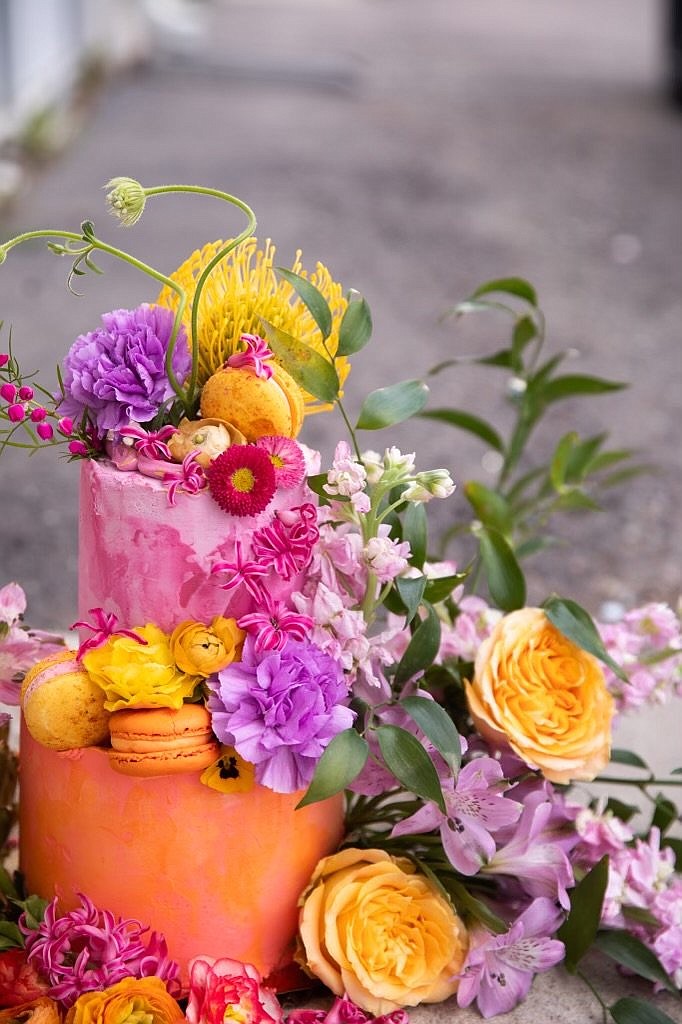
[[65, 977, 183, 1024], [83, 624, 199, 712], [170, 617, 244, 678], [466, 607, 614, 784], [297, 848, 468, 1015]]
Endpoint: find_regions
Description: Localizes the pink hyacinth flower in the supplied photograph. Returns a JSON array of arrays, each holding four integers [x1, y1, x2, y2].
[[211, 541, 270, 602], [226, 334, 275, 380], [119, 422, 177, 460], [70, 607, 148, 659], [238, 597, 313, 653]]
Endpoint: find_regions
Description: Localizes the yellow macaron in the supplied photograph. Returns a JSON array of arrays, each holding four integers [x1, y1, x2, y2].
[[21, 649, 111, 750], [200, 364, 304, 441]]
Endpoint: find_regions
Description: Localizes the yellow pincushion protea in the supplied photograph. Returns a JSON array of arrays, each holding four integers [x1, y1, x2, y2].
[[156, 237, 349, 410]]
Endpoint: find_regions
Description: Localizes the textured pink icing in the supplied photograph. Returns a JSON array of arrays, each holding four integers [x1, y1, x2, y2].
[[79, 459, 311, 631]]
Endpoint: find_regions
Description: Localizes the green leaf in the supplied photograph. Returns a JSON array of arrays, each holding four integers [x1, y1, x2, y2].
[[396, 575, 427, 624], [477, 349, 515, 369], [418, 409, 504, 453], [550, 432, 579, 491], [401, 695, 462, 772], [610, 997, 679, 1024], [443, 877, 507, 934], [465, 482, 512, 535], [595, 930, 677, 993], [554, 490, 602, 513], [305, 473, 331, 500], [275, 266, 332, 340], [477, 527, 526, 611], [296, 729, 369, 808], [337, 294, 373, 356], [564, 433, 608, 483], [662, 837, 682, 870], [511, 315, 537, 363], [610, 748, 650, 770], [471, 276, 538, 307], [403, 501, 427, 569], [0, 865, 17, 898], [394, 603, 441, 686], [543, 595, 628, 683], [603, 797, 639, 823], [0, 921, 22, 947], [558, 855, 609, 971], [376, 725, 445, 812], [0, 621, 8, 641], [356, 379, 429, 430], [543, 374, 627, 403], [423, 572, 468, 604], [652, 795, 677, 835], [262, 320, 339, 403]]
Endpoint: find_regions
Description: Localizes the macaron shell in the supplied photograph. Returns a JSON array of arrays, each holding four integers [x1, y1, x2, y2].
[[21, 649, 110, 751], [108, 739, 220, 777], [200, 366, 297, 440]]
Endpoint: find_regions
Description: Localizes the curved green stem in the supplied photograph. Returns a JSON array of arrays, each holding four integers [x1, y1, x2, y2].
[[143, 185, 257, 402]]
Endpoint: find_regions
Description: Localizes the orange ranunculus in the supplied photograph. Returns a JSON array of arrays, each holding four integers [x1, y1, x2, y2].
[[65, 977, 183, 1024], [0, 998, 59, 1024], [466, 607, 614, 784], [170, 617, 244, 677], [297, 848, 468, 1015]]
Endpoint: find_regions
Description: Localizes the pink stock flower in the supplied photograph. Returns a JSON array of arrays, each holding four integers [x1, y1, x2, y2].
[[364, 528, 410, 584], [22, 893, 180, 1008], [238, 596, 313, 653], [325, 441, 367, 498], [392, 757, 521, 875], [119, 422, 178, 460], [70, 607, 148, 659], [226, 333, 275, 380], [256, 435, 306, 488], [457, 898, 565, 1018], [186, 955, 282, 1024], [211, 541, 269, 602]]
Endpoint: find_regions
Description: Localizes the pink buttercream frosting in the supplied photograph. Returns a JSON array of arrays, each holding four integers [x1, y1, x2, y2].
[[79, 459, 312, 632]]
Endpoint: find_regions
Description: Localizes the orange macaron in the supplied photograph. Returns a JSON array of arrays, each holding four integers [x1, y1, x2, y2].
[[108, 703, 220, 777]]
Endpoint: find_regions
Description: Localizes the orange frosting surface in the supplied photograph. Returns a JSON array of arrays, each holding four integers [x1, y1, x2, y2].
[[19, 726, 345, 984]]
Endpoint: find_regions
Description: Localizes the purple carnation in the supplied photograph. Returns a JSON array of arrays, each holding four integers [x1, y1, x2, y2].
[[58, 304, 191, 433], [23, 893, 180, 1007], [208, 636, 354, 793]]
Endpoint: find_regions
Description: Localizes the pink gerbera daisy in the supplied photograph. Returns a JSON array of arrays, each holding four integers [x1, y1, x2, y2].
[[256, 435, 306, 488], [206, 445, 277, 517]]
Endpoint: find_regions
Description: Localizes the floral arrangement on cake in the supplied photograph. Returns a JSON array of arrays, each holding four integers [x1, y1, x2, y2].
[[0, 180, 681, 1024]]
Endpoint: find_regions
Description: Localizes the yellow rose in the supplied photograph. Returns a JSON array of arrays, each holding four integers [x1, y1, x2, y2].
[[297, 848, 468, 1015], [170, 617, 244, 677], [83, 624, 199, 711], [466, 607, 614, 784], [65, 977, 183, 1024]]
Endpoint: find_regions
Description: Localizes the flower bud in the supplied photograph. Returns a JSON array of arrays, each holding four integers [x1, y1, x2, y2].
[[0, 382, 16, 402], [105, 176, 147, 226], [0, 354, 9, 368], [403, 469, 455, 503], [58, 416, 74, 436], [68, 439, 89, 456], [37, 422, 54, 441], [30, 406, 48, 422], [8, 403, 25, 422], [18, 385, 34, 401]]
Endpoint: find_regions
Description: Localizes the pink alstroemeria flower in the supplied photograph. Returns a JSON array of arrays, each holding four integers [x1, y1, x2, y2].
[[119, 423, 177, 460], [0, 582, 26, 626], [391, 756, 521, 875], [457, 898, 565, 1018], [186, 955, 282, 1024], [227, 334, 275, 380], [70, 607, 148, 660], [238, 596, 313, 653]]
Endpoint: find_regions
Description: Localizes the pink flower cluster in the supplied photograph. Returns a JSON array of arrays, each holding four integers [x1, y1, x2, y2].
[[0, 582, 64, 705], [598, 603, 682, 712], [22, 893, 180, 1007]]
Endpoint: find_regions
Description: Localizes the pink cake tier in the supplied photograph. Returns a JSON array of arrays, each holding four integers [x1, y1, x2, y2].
[[79, 457, 312, 631], [20, 457, 345, 985]]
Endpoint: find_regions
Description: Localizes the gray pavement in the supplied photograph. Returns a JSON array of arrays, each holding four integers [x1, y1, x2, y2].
[[1, 0, 680, 630]]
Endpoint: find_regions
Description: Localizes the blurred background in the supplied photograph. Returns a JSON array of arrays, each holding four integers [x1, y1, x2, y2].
[[1, 0, 680, 641]]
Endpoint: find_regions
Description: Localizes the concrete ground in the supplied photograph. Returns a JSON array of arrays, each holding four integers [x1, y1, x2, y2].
[[0, 2, 681, 1018]]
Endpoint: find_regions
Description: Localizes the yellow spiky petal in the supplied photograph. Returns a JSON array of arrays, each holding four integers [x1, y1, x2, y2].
[[156, 237, 349, 411]]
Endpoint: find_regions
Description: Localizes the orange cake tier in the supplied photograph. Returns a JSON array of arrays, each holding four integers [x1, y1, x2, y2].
[[19, 727, 345, 985]]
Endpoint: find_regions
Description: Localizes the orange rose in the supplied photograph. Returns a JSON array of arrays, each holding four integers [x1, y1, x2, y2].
[[466, 607, 614, 784], [170, 617, 244, 677], [297, 848, 468, 1015], [65, 977, 183, 1024]]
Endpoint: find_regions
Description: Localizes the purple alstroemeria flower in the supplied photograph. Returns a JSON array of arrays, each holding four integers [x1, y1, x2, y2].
[[59, 304, 191, 434], [481, 790, 575, 908], [457, 898, 565, 1018], [208, 636, 354, 793], [391, 756, 522, 875]]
